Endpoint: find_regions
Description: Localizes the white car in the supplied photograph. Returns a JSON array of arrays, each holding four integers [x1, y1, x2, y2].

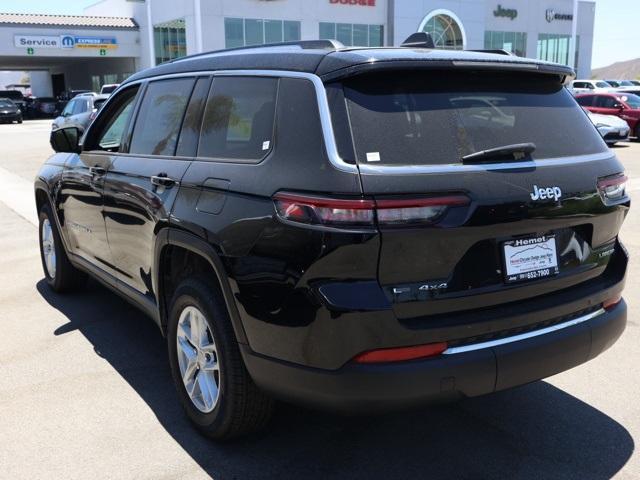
[[585, 109, 630, 145], [570, 80, 614, 94]]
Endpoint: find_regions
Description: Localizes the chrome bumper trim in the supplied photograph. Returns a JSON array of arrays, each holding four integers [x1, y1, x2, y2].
[[442, 308, 606, 355]]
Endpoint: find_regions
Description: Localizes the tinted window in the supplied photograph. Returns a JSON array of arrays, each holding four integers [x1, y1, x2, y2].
[[575, 95, 594, 106], [0, 100, 13, 108], [62, 100, 76, 116], [573, 82, 586, 88], [198, 77, 278, 160], [596, 96, 618, 108], [343, 70, 607, 165], [596, 81, 611, 88], [73, 98, 89, 115], [129, 78, 195, 156]]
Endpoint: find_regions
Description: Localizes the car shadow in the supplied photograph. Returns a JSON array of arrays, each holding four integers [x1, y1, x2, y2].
[[37, 278, 634, 480]]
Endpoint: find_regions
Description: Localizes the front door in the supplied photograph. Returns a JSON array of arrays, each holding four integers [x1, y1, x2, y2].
[[62, 84, 141, 277]]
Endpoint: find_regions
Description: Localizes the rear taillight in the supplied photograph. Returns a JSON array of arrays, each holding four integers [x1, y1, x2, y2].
[[353, 342, 448, 364], [597, 174, 627, 202], [273, 193, 375, 228], [273, 192, 469, 229]]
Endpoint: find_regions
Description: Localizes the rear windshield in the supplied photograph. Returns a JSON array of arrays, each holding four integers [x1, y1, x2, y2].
[[0, 91, 23, 100], [342, 71, 607, 166]]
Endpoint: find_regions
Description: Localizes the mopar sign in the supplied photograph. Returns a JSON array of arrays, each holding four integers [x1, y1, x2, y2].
[[61, 35, 75, 48]]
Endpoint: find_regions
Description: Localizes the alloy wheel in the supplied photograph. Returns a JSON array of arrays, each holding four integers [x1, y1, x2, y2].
[[176, 306, 221, 413]]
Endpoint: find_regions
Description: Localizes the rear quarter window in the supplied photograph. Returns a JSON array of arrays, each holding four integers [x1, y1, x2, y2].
[[198, 77, 278, 161], [341, 70, 607, 166]]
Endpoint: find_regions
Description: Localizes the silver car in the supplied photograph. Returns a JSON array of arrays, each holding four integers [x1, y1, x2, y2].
[[52, 94, 109, 132]]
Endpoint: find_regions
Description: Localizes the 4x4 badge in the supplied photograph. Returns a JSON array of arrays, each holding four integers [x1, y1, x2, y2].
[[530, 185, 562, 201]]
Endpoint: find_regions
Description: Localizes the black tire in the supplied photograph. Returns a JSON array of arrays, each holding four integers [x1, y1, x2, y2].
[[635, 125, 640, 142], [167, 276, 274, 440], [17, 117, 22, 124], [38, 203, 86, 292]]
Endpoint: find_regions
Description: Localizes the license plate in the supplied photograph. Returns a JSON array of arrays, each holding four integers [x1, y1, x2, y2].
[[503, 235, 559, 284]]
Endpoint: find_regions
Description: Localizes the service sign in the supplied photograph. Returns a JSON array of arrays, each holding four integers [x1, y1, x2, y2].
[[14, 35, 60, 49]]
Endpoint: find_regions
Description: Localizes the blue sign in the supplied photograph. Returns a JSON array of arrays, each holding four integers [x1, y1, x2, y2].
[[74, 36, 118, 48]]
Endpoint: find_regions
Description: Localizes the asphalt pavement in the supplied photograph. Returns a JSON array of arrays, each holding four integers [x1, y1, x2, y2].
[[0, 119, 639, 479]]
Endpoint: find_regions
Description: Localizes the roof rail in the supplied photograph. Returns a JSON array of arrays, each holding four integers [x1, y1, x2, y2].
[[465, 49, 513, 56], [401, 32, 435, 48], [168, 39, 344, 65]]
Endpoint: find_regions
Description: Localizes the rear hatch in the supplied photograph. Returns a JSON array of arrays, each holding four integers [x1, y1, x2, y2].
[[334, 68, 628, 324]]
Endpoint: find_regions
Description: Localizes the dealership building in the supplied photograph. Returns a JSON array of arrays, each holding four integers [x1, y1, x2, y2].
[[0, 0, 596, 96]]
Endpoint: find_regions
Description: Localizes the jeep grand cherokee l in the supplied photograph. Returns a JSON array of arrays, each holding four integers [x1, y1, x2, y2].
[[36, 38, 629, 440]]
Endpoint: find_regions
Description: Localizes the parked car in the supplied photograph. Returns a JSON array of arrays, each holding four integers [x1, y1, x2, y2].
[[613, 80, 638, 91], [569, 79, 613, 94], [0, 90, 26, 113], [100, 83, 120, 95], [55, 90, 95, 114], [38, 38, 629, 440], [30, 97, 58, 118], [0, 98, 22, 123], [630, 80, 640, 86], [576, 92, 640, 139], [584, 109, 630, 145], [51, 94, 109, 131]]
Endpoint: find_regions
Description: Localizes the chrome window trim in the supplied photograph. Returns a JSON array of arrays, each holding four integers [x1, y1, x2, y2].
[[358, 151, 614, 175], [121, 69, 359, 174], [120, 69, 609, 176], [442, 307, 606, 355]]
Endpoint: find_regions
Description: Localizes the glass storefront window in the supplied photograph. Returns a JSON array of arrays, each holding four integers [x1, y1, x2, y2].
[[421, 14, 463, 50], [537, 34, 580, 69], [224, 18, 302, 48], [284, 21, 301, 42], [318, 23, 384, 47], [154, 18, 187, 65], [484, 31, 527, 56]]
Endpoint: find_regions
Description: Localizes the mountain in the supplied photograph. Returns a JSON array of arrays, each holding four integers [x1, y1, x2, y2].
[[592, 58, 640, 80]]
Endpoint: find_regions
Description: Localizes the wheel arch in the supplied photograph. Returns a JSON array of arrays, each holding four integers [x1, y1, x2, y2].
[[154, 228, 248, 344]]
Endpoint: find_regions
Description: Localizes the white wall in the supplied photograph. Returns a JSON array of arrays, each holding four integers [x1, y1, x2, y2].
[[29, 71, 52, 97]]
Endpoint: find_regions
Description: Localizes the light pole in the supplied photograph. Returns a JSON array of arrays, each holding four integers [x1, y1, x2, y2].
[[146, 0, 155, 67], [569, 0, 578, 73], [194, 0, 203, 54]]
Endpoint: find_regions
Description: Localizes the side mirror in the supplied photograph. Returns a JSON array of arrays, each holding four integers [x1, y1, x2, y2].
[[50, 126, 82, 153]]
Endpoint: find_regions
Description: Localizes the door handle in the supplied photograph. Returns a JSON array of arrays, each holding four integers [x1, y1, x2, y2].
[[151, 174, 176, 187], [89, 166, 106, 176]]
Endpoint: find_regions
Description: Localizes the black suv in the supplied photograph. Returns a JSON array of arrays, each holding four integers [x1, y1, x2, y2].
[[37, 38, 629, 439]]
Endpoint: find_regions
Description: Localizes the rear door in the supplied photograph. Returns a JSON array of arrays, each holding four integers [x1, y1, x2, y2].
[[339, 69, 627, 320], [101, 76, 204, 299]]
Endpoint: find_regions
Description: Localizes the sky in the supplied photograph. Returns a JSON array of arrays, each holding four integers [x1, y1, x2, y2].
[[0, 0, 637, 69]]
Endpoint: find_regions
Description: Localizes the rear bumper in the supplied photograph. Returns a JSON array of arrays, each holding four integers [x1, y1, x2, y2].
[[0, 113, 21, 121], [242, 300, 626, 413]]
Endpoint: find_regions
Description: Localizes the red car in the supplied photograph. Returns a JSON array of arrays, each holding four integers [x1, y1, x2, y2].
[[575, 92, 640, 140]]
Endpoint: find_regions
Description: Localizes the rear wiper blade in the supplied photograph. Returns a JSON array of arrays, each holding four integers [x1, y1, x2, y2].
[[462, 142, 536, 164]]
